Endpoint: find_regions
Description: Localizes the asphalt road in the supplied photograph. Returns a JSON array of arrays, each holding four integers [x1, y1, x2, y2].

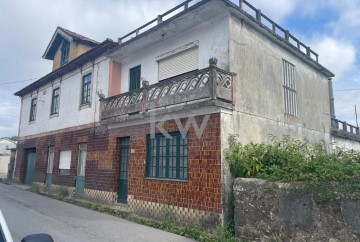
[[0, 183, 194, 242]]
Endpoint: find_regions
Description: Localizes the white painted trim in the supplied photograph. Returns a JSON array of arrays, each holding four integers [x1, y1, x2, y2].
[[155, 41, 199, 61]]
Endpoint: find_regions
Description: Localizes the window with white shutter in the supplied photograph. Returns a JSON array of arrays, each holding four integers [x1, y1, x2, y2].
[[158, 46, 199, 81], [59, 150, 71, 175]]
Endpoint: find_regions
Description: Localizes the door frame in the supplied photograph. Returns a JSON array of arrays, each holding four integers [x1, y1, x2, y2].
[[25, 148, 36, 185], [117, 137, 130, 204], [76, 143, 87, 195], [46, 146, 54, 190]]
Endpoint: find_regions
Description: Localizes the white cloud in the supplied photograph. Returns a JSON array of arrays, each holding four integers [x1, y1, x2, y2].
[[0, 0, 183, 138], [327, 0, 360, 40], [310, 36, 356, 80]]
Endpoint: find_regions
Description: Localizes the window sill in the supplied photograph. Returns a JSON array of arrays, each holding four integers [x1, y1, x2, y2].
[[79, 103, 91, 110], [29, 120, 35, 125], [145, 177, 188, 183], [50, 113, 59, 119]]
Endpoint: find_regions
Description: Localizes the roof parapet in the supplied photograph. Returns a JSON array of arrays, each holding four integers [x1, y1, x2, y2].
[[116, 0, 325, 69], [237, 0, 319, 63]]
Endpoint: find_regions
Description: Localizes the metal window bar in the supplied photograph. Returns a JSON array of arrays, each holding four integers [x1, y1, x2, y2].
[[283, 60, 297, 116]]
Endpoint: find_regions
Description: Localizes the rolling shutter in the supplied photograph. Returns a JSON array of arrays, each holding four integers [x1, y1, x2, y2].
[[59, 150, 71, 170], [158, 47, 199, 81]]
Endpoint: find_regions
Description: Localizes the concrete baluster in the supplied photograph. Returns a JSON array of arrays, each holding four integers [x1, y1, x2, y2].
[[209, 58, 218, 100]]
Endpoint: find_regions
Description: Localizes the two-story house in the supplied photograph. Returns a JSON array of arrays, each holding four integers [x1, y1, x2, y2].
[[14, 0, 356, 227]]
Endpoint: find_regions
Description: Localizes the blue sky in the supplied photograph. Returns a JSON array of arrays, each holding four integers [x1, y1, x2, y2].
[[0, 0, 359, 137]]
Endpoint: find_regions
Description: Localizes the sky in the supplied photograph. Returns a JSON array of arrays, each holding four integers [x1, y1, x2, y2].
[[0, 0, 359, 138]]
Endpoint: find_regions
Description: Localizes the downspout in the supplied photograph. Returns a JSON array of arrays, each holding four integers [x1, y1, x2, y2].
[[328, 78, 336, 152], [13, 96, 23, 182], [328, 78, 336, 119]]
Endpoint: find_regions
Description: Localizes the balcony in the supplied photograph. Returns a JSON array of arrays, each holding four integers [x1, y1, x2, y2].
[[331, 118, 360, 141], [100, 58, 236, 124]]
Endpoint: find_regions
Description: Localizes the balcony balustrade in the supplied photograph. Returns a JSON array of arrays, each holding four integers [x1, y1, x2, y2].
[[101, 58, 236, 124]]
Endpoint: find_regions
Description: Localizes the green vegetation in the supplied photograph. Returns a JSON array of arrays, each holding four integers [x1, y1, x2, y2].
[[30, 183, 40, 193], [225, 135, 360, 203], [57, 186, 69, 199]]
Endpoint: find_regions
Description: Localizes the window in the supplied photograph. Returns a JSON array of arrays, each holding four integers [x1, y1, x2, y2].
[[59, 150, 71, 175], [158, 46, 198, 81], [146, 132, 188, 180], [77, 143, 87, 176], [60, 40, 70, 66], [50, 88, 60, 115], [129, 65, 141, 91], [29, 98, 37, 122], [283, 60, 297, 116], [81, 73, 92, 105]]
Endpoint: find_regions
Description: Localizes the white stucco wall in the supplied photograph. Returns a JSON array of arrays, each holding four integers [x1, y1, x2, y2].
[[0, 155, 10, 176], [226, 13, 331, 145], [120, 13, 230, 93], [331, 136, 360, 151], [19, 57, 110, 137]]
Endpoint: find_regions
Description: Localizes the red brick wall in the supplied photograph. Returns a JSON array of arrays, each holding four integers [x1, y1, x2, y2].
[[109, 113, 222, 214], [15, 126, 114, 190], [15, 113, 222, 214]]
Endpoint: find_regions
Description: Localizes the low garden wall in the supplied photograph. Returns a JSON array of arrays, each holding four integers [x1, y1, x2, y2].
[[233, 178, 360, 241]]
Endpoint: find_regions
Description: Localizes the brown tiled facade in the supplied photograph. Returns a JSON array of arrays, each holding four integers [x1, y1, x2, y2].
[[15, 113, 222, 226]]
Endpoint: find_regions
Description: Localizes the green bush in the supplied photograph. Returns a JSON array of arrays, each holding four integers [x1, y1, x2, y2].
[[225, 135, 360, 202]]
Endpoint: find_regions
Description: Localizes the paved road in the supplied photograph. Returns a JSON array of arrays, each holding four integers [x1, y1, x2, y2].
[[0, 184, 194, 242]]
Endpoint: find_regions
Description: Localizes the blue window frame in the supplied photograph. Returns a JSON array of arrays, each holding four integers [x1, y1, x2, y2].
[[81, 73, 92, 105], [129, 65, 141, 91], [146, 132, 188, 180], [50, 88, 60, 115], [29, 98, 37, 122], [60, 40, 70, 66]]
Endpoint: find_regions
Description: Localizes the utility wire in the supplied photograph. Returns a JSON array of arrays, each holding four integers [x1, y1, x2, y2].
[[0, 77, 40, 86], [0, 113, 18, 118], [335, 88, 360, 92], [0, 102, 20, 106]]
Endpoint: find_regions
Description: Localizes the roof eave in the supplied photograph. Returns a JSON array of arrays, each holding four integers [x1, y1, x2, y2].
[[15, 39, 118, 97]]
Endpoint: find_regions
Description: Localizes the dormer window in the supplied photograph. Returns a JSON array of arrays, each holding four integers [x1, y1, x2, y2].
[[60, 40, 70, 66]]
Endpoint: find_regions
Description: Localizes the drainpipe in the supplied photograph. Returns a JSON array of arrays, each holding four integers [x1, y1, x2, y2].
[[328, 78, 336, 119], [13, 96, 23, 182]]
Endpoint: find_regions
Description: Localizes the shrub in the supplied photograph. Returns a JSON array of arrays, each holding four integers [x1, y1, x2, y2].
[[225, 135, 360, 202]]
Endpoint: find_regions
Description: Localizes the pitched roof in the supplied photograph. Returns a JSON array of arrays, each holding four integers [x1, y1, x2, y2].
[[42, 26, 99, 60], [15, 39, 118, 97], [0, 138, 16, 145], [58, 27, 99, 46]]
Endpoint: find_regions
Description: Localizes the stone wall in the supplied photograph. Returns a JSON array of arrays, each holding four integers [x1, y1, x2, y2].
[[233, 178, 360, 241]]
